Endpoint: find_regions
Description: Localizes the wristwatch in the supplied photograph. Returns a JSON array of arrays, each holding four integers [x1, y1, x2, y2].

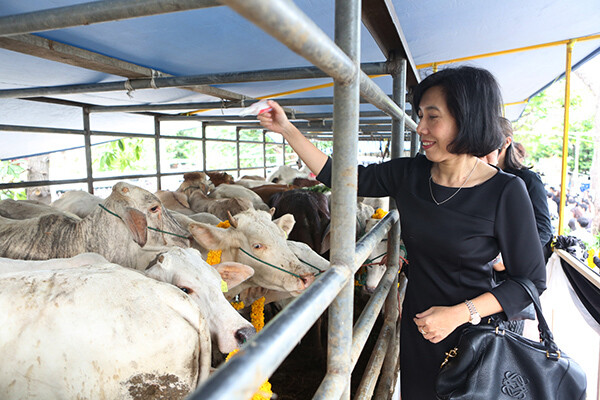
[[464, 299, 481, 325]]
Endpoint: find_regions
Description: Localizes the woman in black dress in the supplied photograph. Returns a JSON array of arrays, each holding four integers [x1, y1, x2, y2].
[[258, 66, 546, 400]]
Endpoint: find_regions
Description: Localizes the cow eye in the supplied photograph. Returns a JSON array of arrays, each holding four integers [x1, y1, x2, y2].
[[180, 286, 193, 294], [252, 243, 263, 250], [150, 205, 160, 213]]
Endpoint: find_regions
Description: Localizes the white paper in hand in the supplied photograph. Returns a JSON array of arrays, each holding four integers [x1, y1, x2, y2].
[[239, 99, 273, 116]]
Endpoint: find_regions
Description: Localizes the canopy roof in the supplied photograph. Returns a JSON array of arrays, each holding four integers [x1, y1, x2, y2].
[[0, 0, 599, 160]]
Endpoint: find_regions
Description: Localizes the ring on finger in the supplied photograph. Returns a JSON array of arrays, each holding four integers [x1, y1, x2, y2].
[[420, 328, 426, 335]]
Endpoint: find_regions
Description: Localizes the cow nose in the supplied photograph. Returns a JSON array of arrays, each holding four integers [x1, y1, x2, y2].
[[235, 326, 256, 345], [300, 273, 315, 289], [364, 285, 376, 294]]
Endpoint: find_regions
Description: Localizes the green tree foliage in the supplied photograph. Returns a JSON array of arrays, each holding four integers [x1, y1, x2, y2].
[[94, 138, 154, 173], [513, 80, 595, 174], [0, 160, 27, 200]]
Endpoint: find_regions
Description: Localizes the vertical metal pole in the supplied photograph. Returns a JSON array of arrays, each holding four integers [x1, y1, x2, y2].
[[558, 40, 575, 236], [202, 123, 207, 172], [282, 137, 286, 166], [263, 129, 267, 177], [154, 116, 162, 190], [373, 57, 404, 400], [313, 1, 360, 399], [236, 127, 241, 178], [410, 107, 419, 157], [82, 107, 94, 194]]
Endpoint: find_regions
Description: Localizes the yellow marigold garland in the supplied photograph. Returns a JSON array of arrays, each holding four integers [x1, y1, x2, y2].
[[231, 300, 245, 310], [206, 249, 222, 266], [225, 297, 273, 400], [251, 296, 266, 332], [205, 219, 245, 308], [371, 208, 388, 219]]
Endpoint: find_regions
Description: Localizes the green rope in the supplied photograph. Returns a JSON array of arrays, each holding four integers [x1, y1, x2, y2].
[[298, 258, 324, 275], [238, 247, 303, 279], [99, 204, 190, 240], [362, 252, 387, 267]]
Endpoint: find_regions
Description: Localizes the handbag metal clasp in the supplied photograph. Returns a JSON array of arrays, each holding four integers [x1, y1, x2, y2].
[[495, 326, 505, 335], [546, 350, 561, 360], [440, 347, 458, 368]]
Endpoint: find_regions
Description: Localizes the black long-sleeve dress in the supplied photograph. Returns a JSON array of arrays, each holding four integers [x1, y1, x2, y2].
[[317, 154, 546, 400]]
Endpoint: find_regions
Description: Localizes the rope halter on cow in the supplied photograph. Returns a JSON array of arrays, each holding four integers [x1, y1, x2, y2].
[[98, 204, 190, 239]]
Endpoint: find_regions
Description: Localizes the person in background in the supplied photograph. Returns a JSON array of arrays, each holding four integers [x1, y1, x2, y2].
[[258, 66, 546, 400], [481, 118, 553, 262]]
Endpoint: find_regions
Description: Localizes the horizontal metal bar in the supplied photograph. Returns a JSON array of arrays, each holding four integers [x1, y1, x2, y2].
[[0, 178, 88, 190], [157, 111, 390, 122], [0, 0, 222, 37], [351, 263, 398, 368], [189, 211, 397, 399], [354, 211, 398, 271], [187, 263, 353, 400], [223, 0, 417, 132], [0, 62, 387, 99]]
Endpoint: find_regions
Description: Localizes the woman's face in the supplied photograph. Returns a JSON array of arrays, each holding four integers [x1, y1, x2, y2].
[[416, 86, 459, 163]]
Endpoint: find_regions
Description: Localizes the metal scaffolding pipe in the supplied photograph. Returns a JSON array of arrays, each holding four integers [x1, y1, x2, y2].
[[354, 322, 395, 399], [0, 0, 222, 37], [350, 263, 398, 367], [0, 62, 387, 99], [223, 0, 417, 132], [88, 96, 403, 113], [187, 264, 353, 400], [156, 111, 389, 122], [312, 1, 361, 399]]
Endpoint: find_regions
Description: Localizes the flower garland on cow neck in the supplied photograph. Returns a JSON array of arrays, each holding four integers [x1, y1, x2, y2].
[[207, 219, 271, 399], [371, 208, 388, 219], [205, 219, 245, 308]]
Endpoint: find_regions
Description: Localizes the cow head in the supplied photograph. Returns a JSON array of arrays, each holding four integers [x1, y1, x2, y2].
[[188, 209, 315, 295], [106, 182, 190, 250], [145, 247, 256, 353]]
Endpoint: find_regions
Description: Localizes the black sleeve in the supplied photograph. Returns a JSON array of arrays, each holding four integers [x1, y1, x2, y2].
[[490, 176, 547, 318], [524, 170, 553, 246], [317, 156, 414, 197]]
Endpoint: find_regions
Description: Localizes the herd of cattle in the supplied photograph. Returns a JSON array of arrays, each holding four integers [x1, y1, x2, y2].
[[0, 166, 391, 399]]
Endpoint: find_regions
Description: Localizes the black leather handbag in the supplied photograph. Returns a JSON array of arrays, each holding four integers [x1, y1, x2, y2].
[[435, 278, 587, 400]]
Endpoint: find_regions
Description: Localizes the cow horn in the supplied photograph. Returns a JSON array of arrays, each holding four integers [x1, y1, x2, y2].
[[227, 211, 238, 228]]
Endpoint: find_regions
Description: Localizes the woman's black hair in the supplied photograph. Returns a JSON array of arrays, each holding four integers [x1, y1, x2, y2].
[[412, 66, 504, 157], [499, 117, 529, 170]]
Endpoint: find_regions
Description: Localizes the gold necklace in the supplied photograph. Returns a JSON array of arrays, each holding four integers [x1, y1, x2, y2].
[[429, 159, 479, 206]]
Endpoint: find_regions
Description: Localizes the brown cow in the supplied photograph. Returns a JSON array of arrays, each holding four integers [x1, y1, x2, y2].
[[250, 184, 298, 204], [206, 171, 235, 187]]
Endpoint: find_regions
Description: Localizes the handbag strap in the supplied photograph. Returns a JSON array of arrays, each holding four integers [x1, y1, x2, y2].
[[510, 277, 560, 355]]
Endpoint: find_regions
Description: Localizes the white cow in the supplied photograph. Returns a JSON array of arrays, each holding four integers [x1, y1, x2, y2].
[[51, 190, 103, 218], [0, 198, 80, 220], [0, 264, 211, 399], [362, 218, 406, 294], [0, 248, 256, 354], [0, 252, 107, 273], [208, 183, 269, 212], [187, 209, 316, 298], [0, 182, 190, 270], [267, 165, 309, 184]]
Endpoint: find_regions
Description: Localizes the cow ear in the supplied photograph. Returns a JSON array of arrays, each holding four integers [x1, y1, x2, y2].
[[188, 222, 229, 249], [269, 207, 276, 216], [173, 191, 190, 208], [273, 213, 295, 236], [122, 207, 148, 247], [214, 262, 254, 288]]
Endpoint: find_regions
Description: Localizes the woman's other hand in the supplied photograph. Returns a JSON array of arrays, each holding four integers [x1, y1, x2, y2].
[[413, 305, 466, 343], [257, 100, 293, 135]]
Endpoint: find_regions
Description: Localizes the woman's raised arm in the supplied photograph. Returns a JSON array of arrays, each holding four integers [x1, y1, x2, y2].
[[257, 100, 328, 176]]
